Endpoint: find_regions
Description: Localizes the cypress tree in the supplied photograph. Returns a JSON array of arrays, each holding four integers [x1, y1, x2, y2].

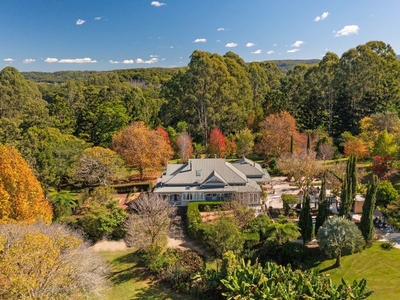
[[306, 133, 311, 154], [315, 171, 328, 234], [299, 191, 313, 244], [339, 154, 357, 218], [349, 154, 357, 206], [360, 175, 378, 245]]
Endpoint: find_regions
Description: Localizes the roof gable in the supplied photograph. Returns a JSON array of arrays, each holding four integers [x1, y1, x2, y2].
[[201, 170, 229, 187]]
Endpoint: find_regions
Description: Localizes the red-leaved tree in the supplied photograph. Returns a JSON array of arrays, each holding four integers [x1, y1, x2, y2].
[[208, 128, 226, 158], [156, 126, 171, 146], [370, 155, 393, 179]]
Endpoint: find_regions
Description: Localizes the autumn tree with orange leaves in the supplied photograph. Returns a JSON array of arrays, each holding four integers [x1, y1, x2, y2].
[[0, 145, 53, 224], [256, 111, 301, 157], [112, 122, 173, 179], [344, 138, 370, 160]]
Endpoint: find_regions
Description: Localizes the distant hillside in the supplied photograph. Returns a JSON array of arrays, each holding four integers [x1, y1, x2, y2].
[[398, 54, 400, 60], [268, 59, 320, 72], [21, 59, 320, 83]]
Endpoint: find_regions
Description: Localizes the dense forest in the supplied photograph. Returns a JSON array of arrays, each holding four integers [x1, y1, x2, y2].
[[0, 40, 400, 190], [1, 40, 400, 299]]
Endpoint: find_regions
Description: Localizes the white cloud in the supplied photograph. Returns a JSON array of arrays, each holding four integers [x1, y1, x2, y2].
[[109, 60, 119, 64], [267, 50, 274, 54], [151, 1, 166, 7], [287, 49, 300, 53], [122, 59, 134, 64], [273, 43, 277, 46], [58, 58, 97, 63], [3, 58, 14, 62], [216, 40, 221, 42], [76, 19, 85, 25], [44, 58, 58, 63], [94, 16, 102, 20], [334, 25, 360, 37], [23, 58, 35, 64], [246, 42, 255, 47], [225, 42, 237, 48], [315, 12, 329, 22], [251, 49, 262, 54], [291, 40, 304, 47], [193, 38, 206, 43], [217, 27, 225, 31], [136, 57, 159, 64]]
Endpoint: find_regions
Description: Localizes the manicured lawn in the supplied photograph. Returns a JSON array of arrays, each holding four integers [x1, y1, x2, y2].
[[98, 250, 195, 300], [312, 242, 400, 300]]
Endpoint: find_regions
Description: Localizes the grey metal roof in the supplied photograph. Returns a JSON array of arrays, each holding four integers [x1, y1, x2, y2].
[[231, 157, 272, 182], [201, 170, 229, 187], [162, 158, 248, 186]]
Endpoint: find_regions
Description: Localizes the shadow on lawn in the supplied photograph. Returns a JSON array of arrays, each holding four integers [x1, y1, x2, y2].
[[109, 251, 152, 285], [317, 263, 339, 273], [131, 287, 173, 300]]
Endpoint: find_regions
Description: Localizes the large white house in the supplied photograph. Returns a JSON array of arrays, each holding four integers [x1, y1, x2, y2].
[[153, 157, 271, 206]]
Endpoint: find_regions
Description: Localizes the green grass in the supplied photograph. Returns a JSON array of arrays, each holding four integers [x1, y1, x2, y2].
[[98, 250, 195, 300], [311, 243, 400, 300]]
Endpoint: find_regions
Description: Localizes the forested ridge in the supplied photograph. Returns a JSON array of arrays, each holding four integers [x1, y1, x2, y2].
[[21, 60, 317, 83]]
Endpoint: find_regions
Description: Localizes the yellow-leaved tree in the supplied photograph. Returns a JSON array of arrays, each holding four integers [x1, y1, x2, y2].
[[0, 223, 108, 299], [0, 145, 53, 224]]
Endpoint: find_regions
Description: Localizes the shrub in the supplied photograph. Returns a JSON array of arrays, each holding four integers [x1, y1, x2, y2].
[[380, 240, 395, 251], [187, 201, 225, 239], [243, 232, 260, 248], [159, 249, 204, 293], [281, 242, 308, 266]]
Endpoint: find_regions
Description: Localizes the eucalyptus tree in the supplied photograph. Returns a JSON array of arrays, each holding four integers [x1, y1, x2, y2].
[[332, 41, 400, 136], [277, 64, 309, 119], [297, 52, 339, 132], [162, 50, 253, 145], [0, 66, 49, 130]]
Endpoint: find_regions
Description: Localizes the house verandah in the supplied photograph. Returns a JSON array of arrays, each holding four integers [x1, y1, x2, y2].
[[153, 157, 271, 207]]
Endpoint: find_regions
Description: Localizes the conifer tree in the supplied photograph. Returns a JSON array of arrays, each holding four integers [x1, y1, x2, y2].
[[339, 154, 357, 218], [360, 175, 378, 245], [315, 171, 328, 234], [299, 192, 312, 244]]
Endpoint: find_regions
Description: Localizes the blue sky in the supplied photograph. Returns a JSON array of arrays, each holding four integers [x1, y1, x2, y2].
[[1, 0, 399, 72]]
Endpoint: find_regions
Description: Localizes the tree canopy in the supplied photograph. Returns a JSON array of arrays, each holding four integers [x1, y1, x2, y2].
[[0, 145, 53, 224], [112, 121, 173, 179], [0, 222, 108, 299], [317, 217, 365, 267]]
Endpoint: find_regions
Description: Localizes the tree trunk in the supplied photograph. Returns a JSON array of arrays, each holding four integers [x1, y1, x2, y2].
[[335, 253, 341, 267]]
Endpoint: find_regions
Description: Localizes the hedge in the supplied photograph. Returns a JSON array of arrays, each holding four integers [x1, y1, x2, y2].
[[187, 202, 225, 239]]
